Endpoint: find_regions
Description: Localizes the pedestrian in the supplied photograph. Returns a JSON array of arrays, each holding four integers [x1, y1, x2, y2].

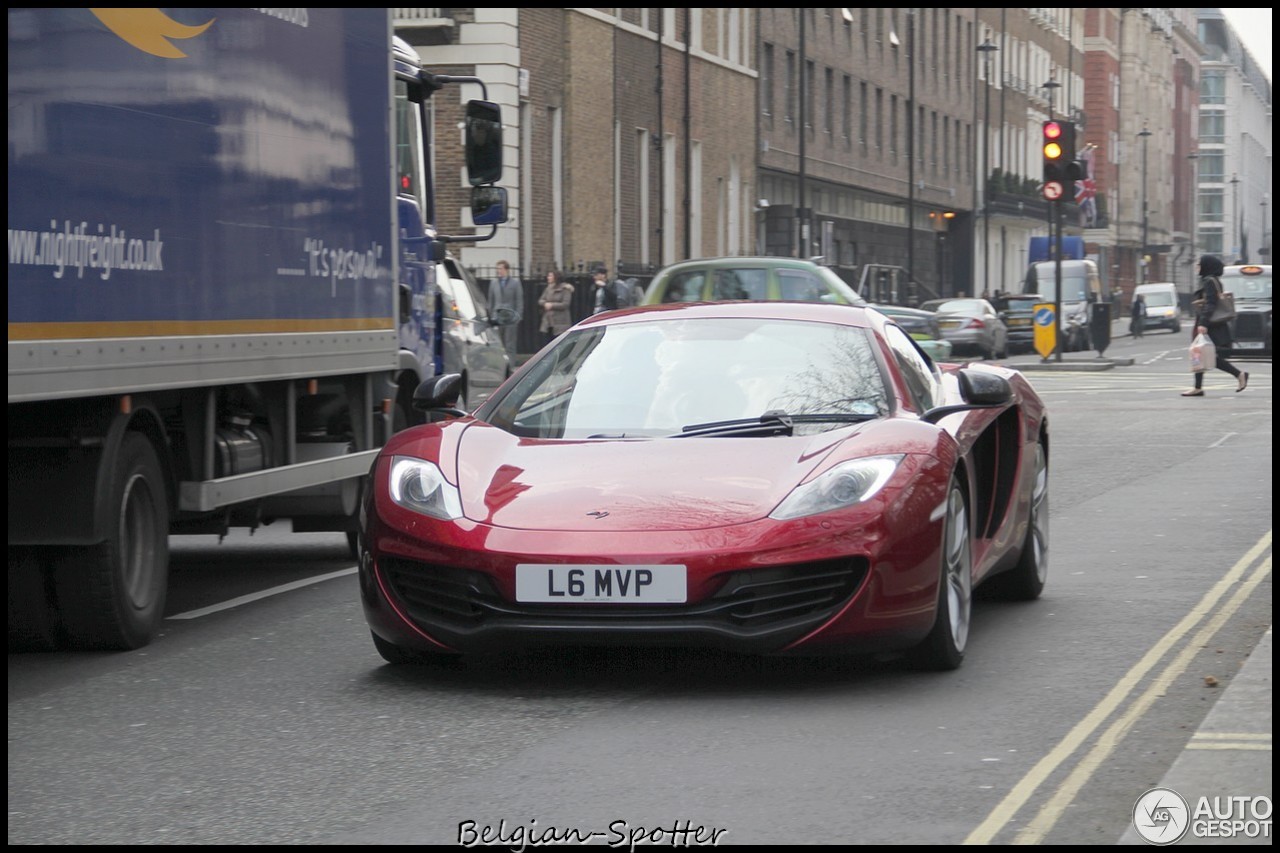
[[1130, 294, 1147, 339], [488, 260, 523, 358], [1182, 254, 1247, 397], [591, 265, 617, 315], [538, 269, 574, 346]]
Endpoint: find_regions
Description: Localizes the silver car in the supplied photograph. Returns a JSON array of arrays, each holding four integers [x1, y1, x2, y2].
[[920, 297, 1009, 359], [436, 256, 511, 410]]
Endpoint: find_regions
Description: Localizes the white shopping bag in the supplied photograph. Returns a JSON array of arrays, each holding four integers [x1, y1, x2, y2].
[[1188, 332, 1215, 373]]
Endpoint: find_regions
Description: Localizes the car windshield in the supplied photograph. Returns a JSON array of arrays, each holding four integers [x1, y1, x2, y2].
[[483, 316, 889, 439], [1221, 270, 1272, 301], [1027, 267, 1091, 302], [1140, 291, 1176, 307]]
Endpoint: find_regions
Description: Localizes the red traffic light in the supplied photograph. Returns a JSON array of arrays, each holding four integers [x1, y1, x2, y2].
[[1043, 121, 1063, 140]]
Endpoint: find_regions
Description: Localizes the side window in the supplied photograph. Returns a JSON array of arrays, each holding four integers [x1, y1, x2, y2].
[[661, 271, 707, 303], [777, 269, 827, 302], [883, 324, 940, 411], [712, 268, 767, 300]]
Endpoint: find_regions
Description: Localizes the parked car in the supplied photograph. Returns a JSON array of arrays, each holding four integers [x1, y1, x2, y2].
[[360, 301, 1051, 671], [641, 256, 866, 307], [435, 256, 511, 411], [995, 294, 1045, 354], [1219, 264, 1272, 358], [1133, 282, 1181, 333], [870, 304, 953, 362], [920, 297, 1009, 359]]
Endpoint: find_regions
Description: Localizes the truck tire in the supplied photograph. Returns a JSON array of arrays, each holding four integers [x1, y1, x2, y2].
[[52, 433, 169, 650]]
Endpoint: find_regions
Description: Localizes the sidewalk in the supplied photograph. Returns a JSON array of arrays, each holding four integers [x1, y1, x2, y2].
[[1117, 626, 1273, 844], [1003, 314, 1152, 372]]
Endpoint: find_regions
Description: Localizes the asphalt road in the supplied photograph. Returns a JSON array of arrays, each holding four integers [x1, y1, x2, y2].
[[8, 330, 1271, 845]]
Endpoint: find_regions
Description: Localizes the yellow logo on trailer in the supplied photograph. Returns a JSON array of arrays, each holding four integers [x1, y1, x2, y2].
[[1034, 303, 1057, 359]]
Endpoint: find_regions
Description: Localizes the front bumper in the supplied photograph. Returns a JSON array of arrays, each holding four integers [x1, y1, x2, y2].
[[359, 467, 950, 657]]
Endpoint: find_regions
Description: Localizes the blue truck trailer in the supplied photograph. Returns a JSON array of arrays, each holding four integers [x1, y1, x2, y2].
[[8, 8, 506, 649]]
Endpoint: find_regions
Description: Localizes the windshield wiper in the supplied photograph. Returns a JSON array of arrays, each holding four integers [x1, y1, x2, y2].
[[670, 409, 875, 439]]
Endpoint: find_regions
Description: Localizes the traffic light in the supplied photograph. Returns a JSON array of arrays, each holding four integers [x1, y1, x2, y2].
[[1041, 120, 1078, 201]]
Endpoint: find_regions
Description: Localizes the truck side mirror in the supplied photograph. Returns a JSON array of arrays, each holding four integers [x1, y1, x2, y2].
[[471, 186, 508, 226], [464, 100, 502, 186]]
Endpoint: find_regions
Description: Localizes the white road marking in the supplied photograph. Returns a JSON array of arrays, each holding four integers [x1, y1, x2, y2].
[[167, 566, 358, 620]]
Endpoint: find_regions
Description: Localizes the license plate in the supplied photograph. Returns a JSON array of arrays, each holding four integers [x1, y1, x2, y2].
[[1236, 341, 1264, 349], [1008, 318, 1031, 326], [939, 319, 960, 329], [516, 564, 687, 603]]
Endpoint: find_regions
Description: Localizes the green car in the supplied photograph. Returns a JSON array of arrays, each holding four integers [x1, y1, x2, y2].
[[641, 257, 867, 307]]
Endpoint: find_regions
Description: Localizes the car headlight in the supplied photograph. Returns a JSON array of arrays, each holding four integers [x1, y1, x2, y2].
[[769, 455, 904, 520], [388, 456, 463, 520]]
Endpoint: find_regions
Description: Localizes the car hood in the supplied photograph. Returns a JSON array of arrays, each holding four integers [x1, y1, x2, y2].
[[450, 422, 854, 531]]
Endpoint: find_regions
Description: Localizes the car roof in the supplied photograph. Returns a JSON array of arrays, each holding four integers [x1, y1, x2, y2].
[[655, 256, 827, 273], [576, 299, 878, 329], [1222, 264, 1271, 275]]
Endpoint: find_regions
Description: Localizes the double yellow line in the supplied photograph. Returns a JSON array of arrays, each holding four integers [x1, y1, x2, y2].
[[965, 532, 1272, 845]]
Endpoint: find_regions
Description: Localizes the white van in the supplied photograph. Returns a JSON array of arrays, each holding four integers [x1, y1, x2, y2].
[[1133, 282, 1181, 333], [1022, 259, 1104, 351]]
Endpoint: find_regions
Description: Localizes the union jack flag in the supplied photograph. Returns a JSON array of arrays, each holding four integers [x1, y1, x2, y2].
[[1075, 146, 1098, 227], [1074, 176, 1096, 204]]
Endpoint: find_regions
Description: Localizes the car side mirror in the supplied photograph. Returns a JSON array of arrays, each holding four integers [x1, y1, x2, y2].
[[412, 373, 467, 417], [921, 368, 1012, 424]]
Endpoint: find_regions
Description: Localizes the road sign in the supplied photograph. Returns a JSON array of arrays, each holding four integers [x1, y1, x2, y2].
[[1034, 304, 1057, 359], [1042, 180, 1064, 201]]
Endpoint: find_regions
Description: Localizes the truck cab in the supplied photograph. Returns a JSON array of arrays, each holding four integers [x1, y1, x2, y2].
[[1022, 259, 1104, 352]]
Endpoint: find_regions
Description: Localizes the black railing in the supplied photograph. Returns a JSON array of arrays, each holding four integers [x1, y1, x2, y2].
[[471, 265, 658, 357]]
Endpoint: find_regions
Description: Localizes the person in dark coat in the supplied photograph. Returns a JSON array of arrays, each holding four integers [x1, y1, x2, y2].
[[1182, 255, 1247, 396], [1130, 294, 1147, 339]]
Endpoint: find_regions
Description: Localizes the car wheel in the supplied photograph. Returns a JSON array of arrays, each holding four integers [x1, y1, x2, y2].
[[910, 479, 972, 671], [989, 439, 1049, 601], [371, 631, 459, 665]]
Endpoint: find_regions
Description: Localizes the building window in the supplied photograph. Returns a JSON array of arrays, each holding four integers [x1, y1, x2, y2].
[[806, 60, 816, 133], [889, 95, 898, 161], [824, 68, 834, 135], [842, 74, 852, 143], [859, 82, 868, 151], [1199, 189, 1224, 223], [1200, 70, 1226, 104], [785, 50, 795, 124], [762, 43, 774, 119], [1198, 151, 1225, 183], [1198, 112, 1225, 144], [875, 87, 883, 155]]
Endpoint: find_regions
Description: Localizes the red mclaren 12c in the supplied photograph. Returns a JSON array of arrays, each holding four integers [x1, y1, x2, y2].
[[358, 301, 1050, 670]]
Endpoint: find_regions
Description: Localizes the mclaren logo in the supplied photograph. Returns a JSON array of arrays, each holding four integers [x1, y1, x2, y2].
[[586, 511, 610, 519], [90, 8, 215, 58]]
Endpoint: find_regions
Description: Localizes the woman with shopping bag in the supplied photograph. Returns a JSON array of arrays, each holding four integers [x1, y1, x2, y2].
[[1182, 255, 1247, 397]]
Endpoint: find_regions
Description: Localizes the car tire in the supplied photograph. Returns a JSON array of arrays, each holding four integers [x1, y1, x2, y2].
[[910, 479, 971, 671], [988, 439, 1049, 601]]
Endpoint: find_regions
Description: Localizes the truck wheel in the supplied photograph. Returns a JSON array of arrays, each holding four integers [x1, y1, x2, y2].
[[53, 433, 169, 650]]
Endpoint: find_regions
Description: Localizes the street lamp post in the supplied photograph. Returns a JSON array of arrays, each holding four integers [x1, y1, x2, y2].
[[977, 34, 998, 298], [1187, 152, 1198, 308], [1263, 193, 1270, 261], [1138, 127, 1152, 284], [891, 12, 916, 297], [1229, 173, 1241, 262]]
